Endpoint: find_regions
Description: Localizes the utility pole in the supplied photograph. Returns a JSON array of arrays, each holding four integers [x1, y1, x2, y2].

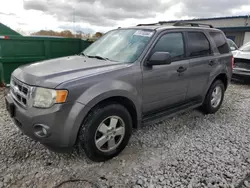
[[73, 8, 76, 38]]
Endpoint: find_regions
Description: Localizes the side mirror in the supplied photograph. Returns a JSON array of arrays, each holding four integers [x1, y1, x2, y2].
[[230, 46, 236, 51], [147, 52, 171, 66]]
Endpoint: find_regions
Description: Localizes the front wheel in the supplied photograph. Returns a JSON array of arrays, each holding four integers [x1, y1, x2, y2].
[[77, 103, 132, 162], [201, 80, 225, 114]]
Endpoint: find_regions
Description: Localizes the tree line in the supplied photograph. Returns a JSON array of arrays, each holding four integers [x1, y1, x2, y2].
[[31, 30, 104, 39]]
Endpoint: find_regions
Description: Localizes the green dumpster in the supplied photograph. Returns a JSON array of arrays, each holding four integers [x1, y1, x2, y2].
[[0, 34, 92, 86], [0, 22, 21, 36]]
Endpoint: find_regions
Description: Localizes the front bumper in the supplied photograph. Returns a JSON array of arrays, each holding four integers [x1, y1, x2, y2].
[[5, 93, 89, 149]]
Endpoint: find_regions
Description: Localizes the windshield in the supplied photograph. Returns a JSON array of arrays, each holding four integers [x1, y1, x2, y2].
[[239, 42, 250, 52], [83, 29, 154, 63]]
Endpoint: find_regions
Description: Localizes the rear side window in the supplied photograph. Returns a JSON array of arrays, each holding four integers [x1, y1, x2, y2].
[[151, 33, 184, 61], [187, 32, 211, 57], [209, 32, 230, 54]]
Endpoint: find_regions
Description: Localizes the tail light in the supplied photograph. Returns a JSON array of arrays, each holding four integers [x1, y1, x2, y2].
[[0, 36, 9, 39], [232, 56, 234, 69]]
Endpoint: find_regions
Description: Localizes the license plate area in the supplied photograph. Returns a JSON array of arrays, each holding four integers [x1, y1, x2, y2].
[[5, 97, 15, 118]]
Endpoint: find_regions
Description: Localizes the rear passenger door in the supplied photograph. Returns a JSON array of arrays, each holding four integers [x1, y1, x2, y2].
[[185, 31, 215, 100]]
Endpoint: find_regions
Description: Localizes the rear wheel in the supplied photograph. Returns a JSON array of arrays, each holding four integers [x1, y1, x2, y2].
[[77, 103, 132, 162], [201, 80, 225, 114]]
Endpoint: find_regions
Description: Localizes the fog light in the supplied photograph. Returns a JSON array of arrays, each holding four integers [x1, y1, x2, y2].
[[33, 124, 50, 138]]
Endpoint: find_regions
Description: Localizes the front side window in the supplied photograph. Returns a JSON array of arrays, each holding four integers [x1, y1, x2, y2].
[[187, 32, 211, 57], [151, 33, 184, 61], [209, 32, 230, 54], [83, 29, 154, 63]]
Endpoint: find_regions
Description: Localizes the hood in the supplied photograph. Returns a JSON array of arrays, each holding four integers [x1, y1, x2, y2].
[[233, 50, 250, 59], [12, 55, 129, 88]]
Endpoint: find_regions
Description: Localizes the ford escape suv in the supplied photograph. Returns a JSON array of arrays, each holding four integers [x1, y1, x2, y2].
[[5, 22, 233, 161]]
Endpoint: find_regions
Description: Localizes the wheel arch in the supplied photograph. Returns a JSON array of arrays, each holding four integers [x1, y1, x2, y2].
[[213, 73, 228, 90], [69, 94, 140, 147], [86, 96, 139, 129], [206, 73, 229, 94]]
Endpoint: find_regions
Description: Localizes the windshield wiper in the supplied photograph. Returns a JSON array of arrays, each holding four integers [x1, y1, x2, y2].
[[87, 55, 109, 61], [79, 52, 88, 57]]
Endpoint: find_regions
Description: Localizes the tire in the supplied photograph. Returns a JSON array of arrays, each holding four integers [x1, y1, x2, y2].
[[201, 80, 225, 114], [77, 103, 132, 162]]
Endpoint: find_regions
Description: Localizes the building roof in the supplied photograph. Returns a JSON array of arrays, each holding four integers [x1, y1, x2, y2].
[[159, 15, 250, 23], [218, 26, 250, 32], [136, 15, 250, 31], [0, 23, 21, 36]]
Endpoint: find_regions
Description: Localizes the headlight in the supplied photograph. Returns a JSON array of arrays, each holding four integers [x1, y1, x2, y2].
[[33, 87, 68, 108]]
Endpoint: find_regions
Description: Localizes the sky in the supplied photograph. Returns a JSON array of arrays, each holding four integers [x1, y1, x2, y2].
[[0, 0, 250, 35]]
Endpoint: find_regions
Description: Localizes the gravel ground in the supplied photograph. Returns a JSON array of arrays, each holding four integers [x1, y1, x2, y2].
[[1, 82, 250, 188]]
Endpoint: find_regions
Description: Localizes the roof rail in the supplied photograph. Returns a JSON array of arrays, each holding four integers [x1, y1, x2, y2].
[[173, 21, 214, 28], [137, 23, 160, 26]]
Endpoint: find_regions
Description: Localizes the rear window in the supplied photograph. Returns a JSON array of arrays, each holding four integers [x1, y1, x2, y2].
[[209, 32, 230, 54], [187, 32, 211, 57]]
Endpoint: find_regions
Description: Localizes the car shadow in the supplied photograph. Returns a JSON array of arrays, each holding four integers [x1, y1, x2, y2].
[[231, 79, 250, 85]]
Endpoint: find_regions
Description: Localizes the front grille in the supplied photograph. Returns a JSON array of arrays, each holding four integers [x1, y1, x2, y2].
[[10, 77, 31, 107]]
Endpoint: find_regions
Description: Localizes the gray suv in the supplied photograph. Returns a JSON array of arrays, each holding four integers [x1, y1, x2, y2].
[[5, 22, 233, 161]]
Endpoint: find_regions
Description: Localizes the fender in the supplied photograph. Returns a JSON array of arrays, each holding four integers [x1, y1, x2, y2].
[[202, 61, 230, 99], [77, 80, 141, 117]]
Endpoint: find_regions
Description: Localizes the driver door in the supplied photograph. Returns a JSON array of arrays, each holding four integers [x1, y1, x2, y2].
[[142, 32, 190, 113]]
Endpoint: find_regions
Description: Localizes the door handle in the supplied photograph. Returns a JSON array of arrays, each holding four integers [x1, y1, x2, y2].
[[209, 60, 216, 66], [177, 66, 187, 73]]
